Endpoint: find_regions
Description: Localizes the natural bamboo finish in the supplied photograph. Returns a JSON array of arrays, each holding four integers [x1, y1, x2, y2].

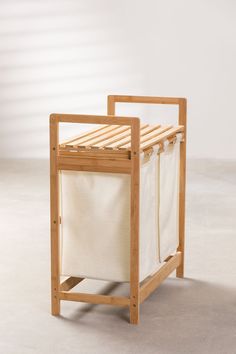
[[60, 124, 107, 146], [59, 122, 183, 155], [140, 252, 181, 303], [107, 95, 183, 106], [59, 292, 130, 307], [58, 155, 131, 174], [50, 116, 60, 315], [107, 94, 187, 281], [60, 277, 84, 291], [50, 94, 187, 325], [130, 118, 140, 324], [176, 98, 187, 278]]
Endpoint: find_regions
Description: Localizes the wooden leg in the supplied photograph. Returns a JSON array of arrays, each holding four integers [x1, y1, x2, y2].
[[177, 100, 186, 278], [50, 116, 61, 315], [177, 141, 186, 277], [129, 119, 140, 324]]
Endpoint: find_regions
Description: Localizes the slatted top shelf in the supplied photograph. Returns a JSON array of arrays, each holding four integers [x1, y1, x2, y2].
[[59, 123, 184, 156]]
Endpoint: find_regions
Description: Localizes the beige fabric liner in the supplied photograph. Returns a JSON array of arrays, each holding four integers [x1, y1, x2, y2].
[[60, 140, 180, 282]]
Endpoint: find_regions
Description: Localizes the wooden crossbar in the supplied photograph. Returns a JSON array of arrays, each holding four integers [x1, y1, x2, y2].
[[59, 292, 130, 307], [58, 156, 131, 174], [140, 252, 182, 303], [107, 95, 186, 107], [60, 277, 84, 291], [58, 254, 181, 307]]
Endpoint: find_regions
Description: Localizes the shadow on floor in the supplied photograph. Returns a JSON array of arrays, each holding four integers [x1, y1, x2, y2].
[[57, 277, 236, 353]]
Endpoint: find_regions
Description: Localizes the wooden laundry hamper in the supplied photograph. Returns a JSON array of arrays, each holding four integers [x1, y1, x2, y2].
[[50, 95, 187, 324]]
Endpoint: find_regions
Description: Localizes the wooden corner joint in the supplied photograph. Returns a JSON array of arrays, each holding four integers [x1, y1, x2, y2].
[[50, 114, 59, 123]]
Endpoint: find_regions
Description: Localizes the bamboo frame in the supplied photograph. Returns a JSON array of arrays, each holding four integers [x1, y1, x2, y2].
[[50, 95, 187, 325], [107, 95, 187, 280]]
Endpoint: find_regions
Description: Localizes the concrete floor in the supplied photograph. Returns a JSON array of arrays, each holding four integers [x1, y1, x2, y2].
[[0, 159, 236, 354]]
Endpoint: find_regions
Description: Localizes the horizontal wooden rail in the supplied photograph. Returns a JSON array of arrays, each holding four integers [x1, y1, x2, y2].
[[50, 113, 139, 126], [59, 292, 130, 307], [58, 156, 131, 174], [108, 95, 186, 106], [60, 277, 84, 291], [59, 149, 130, 160], [140, 252, 182, 303], [107, 95, 187, 130]]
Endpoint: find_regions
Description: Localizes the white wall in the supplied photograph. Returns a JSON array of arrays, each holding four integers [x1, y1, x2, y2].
[[0, 0, 235, 159]]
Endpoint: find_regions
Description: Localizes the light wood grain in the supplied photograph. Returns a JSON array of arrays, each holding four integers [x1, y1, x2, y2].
[[176, 99, 187, 278], [130, 118, 140, 325], [141, 126, 184, 151], [68, 125, 120, 147], [76, 125, 130, 148], [121, 125, 173, 150], [59, 149, 130, 160], [60, 124, 108, 146], [108, 95, 185, 107], [105, 124, 161, 149], [58, 156, 131, 171], [59, 292, 130, 307], [51, 113, 135, 126], [50, 97, 187, 324], [140, 252, 182, 303], [60, 277, 84, 291], [92, 124, 148, 148], [50, 116, 60, 316], [107, 95, 115, 115]]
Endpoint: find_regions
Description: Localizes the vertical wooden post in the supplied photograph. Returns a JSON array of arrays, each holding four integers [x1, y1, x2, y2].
[[176, 99, 187, 278], [107, 95, 142, 323], [130, 118, 140, 324], [107, 95, 115, 115], [50, 115, 61, 315]]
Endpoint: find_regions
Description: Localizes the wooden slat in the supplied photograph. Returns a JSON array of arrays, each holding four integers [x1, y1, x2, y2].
[[105, 124, 161, 150], [68, 125, 120, 147], [60, 123, 184, 160], [60, 124, 108, 146], [59, 292, 130, 307], [60, 277, 84, 291], [140, 126, 184, 151], [92, 124, 149, 148], [140, 252, 182, 303], [60, 124, 184, 156], [140, 125, 172, 143], [120, 125, 172, 150], [77, 125, 130, 148]]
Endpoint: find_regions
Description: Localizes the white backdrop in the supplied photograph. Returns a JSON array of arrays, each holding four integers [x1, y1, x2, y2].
[[0, 0, 235, 159]]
